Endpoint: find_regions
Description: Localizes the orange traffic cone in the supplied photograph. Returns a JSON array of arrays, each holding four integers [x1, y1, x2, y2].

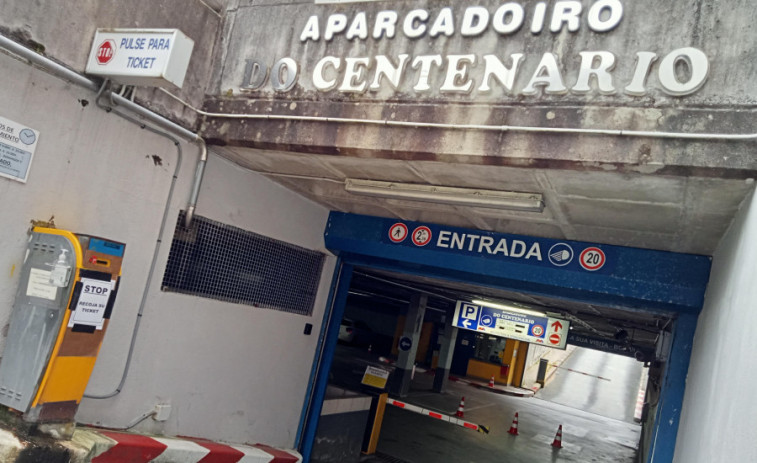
[[456, 397, 465, 418], [508, 412, 519, 435], [552, 424, 563, 448], [488, 376, 495, 387]]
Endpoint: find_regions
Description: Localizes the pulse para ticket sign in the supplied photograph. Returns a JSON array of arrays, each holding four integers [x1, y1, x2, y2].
[[452, 301, 570, 350]]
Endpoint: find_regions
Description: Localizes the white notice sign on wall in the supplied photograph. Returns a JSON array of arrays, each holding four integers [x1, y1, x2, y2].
[[0, 115, 39, 183], [68, 278, 113, 330], [26, 268, 58, 300]]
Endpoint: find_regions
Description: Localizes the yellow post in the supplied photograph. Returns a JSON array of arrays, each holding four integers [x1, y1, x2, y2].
[[363, 393, 388, 455]]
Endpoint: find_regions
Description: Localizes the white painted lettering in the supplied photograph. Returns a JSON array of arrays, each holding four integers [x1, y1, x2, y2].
[[300, 15, 320, 41], [450, 232, 466, 250], [658, 47, 709, 96], [324, 14, 348, 41], [572, 51, 616, 94], [587, 0, 623, 32], [510, 240, 527, 258], [461, 6, 489, 37], [466, 235, 481, 251], [525, 242, 542, 260], [437, 230, 451, 248], [550, 1, 582, 33], [479, 236, 495, 254], [370, 54, 410, 90], [429, 8, 455, 37], [313, 56, 341, 91], [521, 53, 567, 95], [346, 12, 369, 40], [412, 55, 443, 92], [270, 58, 299, 92], [493, 239, 509, 256], [339, 57, 370, 92], [479, 54, 524, 93], [373, 10, 398, 39], [403, 9, 429, 38], [530, 2, 547, 34], [492, 3, 524, 35], [624, 51, 657, 96], [440, 55, 476, 93]]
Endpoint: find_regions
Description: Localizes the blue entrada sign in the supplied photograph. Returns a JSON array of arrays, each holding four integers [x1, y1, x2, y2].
[[383, 220, 612, 274]]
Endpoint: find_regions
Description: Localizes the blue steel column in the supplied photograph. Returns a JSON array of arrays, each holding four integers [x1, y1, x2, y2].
[[388, 293, 427, 397], [298, 262, 353, 463], [647, 313, 698, 463]]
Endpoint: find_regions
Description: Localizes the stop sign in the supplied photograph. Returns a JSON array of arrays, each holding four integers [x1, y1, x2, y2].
[[96, 40, 115, 65]]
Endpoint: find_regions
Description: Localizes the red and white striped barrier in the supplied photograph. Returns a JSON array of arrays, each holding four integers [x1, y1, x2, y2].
[[634, 368, 649, 422], [386, 399, 489, 434], [90, 431, 301, 463]]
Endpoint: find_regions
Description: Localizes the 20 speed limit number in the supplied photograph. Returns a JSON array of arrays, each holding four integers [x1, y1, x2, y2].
[[579, 247, 606, 271]]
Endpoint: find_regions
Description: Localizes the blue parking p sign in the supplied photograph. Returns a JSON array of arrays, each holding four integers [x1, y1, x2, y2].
[[455, 303, 480, 330]]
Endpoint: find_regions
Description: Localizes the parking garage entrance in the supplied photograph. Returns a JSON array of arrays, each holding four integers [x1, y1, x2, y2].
[[300, 212, 711, 463]]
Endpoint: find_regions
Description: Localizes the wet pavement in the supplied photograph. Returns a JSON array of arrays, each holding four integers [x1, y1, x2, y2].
[[536, 348, 644, 423], [358, 350, 641, 463]]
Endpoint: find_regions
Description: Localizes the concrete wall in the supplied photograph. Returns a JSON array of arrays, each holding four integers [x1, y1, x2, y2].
[[204, 0, 757, 177], [0, 48, 335, 447], [673, 189, 757, 462]]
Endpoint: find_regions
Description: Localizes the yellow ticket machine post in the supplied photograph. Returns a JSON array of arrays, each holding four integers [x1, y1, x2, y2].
[[0, 227, 124, 423]]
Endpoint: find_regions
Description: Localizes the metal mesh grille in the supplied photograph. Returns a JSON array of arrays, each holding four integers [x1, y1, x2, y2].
[[161, 211, 324, 316]]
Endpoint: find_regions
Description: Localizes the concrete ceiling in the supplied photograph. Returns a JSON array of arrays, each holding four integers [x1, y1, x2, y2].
[[213, 145, 755, 256], [210, 144, 753, 350]]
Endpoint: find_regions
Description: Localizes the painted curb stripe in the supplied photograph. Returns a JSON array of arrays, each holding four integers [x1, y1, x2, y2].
[[253, 444, 301, 463], [151, 437, 211, 462], [85, 430, 300, 463], [230, 444, 276, 463], [191, 439, 245, 463], [92, 431, 168, 462]]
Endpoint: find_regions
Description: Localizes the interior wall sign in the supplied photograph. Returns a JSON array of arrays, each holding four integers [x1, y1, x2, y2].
[[240, 0, 710, 98], [0, 115, 39, 183]]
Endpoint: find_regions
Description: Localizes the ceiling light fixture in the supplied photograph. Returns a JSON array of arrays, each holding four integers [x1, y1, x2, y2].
[[344, 179, 544, 212], [472, 299, 547, 318]]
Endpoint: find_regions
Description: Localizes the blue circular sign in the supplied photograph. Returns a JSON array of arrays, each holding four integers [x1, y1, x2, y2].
[[399, 336, 412, 351], [481, 315, 494, 327]]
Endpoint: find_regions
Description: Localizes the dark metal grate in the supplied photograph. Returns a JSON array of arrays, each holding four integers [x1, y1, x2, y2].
[[161, 211, 324, 316]]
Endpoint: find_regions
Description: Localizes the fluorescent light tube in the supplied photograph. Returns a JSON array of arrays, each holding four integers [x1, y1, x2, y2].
[[472, 299, 547, 318], [344, 179, 544, 212]]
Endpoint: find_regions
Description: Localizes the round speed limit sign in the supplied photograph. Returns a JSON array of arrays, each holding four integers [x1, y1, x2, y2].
[[580, 247, 606, 271]]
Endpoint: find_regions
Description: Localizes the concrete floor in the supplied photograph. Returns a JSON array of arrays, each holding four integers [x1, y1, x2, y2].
[[363, 349, 642, 463]]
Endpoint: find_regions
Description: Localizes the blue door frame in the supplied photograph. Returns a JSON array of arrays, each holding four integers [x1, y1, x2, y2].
[[299, 212, 711, 462]]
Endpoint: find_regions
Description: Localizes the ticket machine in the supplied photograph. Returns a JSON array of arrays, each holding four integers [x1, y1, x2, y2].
[[0, 227, 124, 422]]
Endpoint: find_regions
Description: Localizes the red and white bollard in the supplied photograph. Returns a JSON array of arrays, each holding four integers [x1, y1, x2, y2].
[[456, 397, 465, 418], [552, 424, 563, 448], [488, 376, 495, 388]]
